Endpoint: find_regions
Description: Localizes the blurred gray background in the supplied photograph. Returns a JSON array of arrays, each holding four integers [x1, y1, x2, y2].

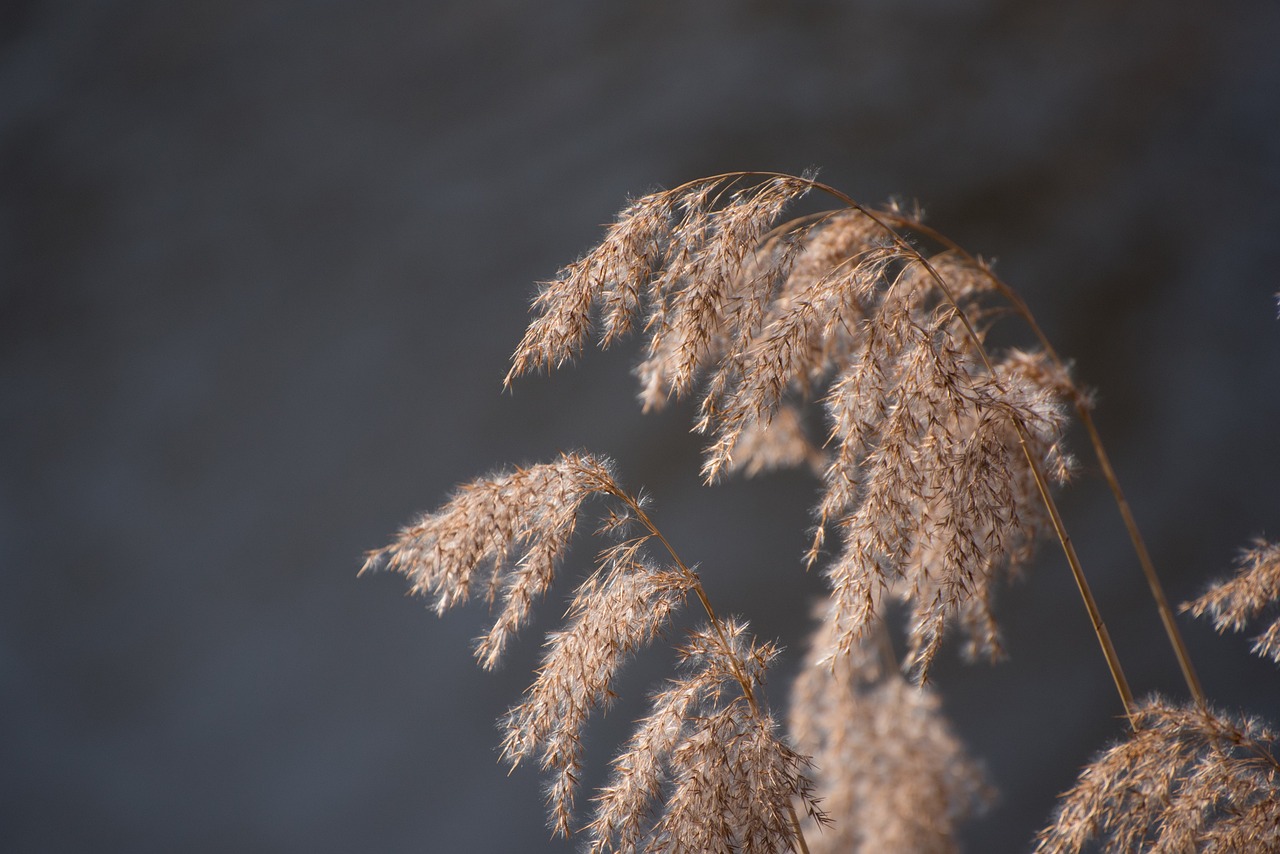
[[3, 1, 1279, 851]]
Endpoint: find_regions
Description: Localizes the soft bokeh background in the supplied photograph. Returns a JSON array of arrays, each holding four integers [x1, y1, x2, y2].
[[4, 1, 1279, 851]]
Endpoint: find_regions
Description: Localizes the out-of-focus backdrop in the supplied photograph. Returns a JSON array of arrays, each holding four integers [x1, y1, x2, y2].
[[3, 1, 1279, 851]]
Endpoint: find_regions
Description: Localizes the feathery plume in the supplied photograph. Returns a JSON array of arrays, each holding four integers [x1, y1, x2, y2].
[[1036, 698, 1280, 853], [724, 400, 825, 479], [633, 174, 815, 410], [505, 174, 1076, 681], [361, 452, 616, 669], [366, 451, 817, 848], [371, 171, 1257, 852], [589, 621, 822, 853], [789, 608, 993, 853], [817, 318, 1070, 676], [506, 192, 675, 381], [1184, 539, 1280, 663], [504, 173, 817, 401], [501, 554, 692, 835]]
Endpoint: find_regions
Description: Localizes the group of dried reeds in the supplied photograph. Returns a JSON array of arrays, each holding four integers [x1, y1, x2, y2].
[[364, 172, 1280, 851]]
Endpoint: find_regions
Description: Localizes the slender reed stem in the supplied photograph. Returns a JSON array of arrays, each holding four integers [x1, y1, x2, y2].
[[1076, 411, 1207, 705]]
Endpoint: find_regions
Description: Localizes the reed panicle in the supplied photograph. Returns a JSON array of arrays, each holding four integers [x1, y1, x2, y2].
[[1036, 700, 1280, 853], [1034, 541, 1280, 853], [789, 607, 994, 854], [364, 449, 820, 848], [505, 173, 1076, 682], [1184, 539, 1280, 663], [366, 171, 1276, 851]]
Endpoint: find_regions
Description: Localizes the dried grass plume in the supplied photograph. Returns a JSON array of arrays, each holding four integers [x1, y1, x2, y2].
[[365, 170, 1275, 851]]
